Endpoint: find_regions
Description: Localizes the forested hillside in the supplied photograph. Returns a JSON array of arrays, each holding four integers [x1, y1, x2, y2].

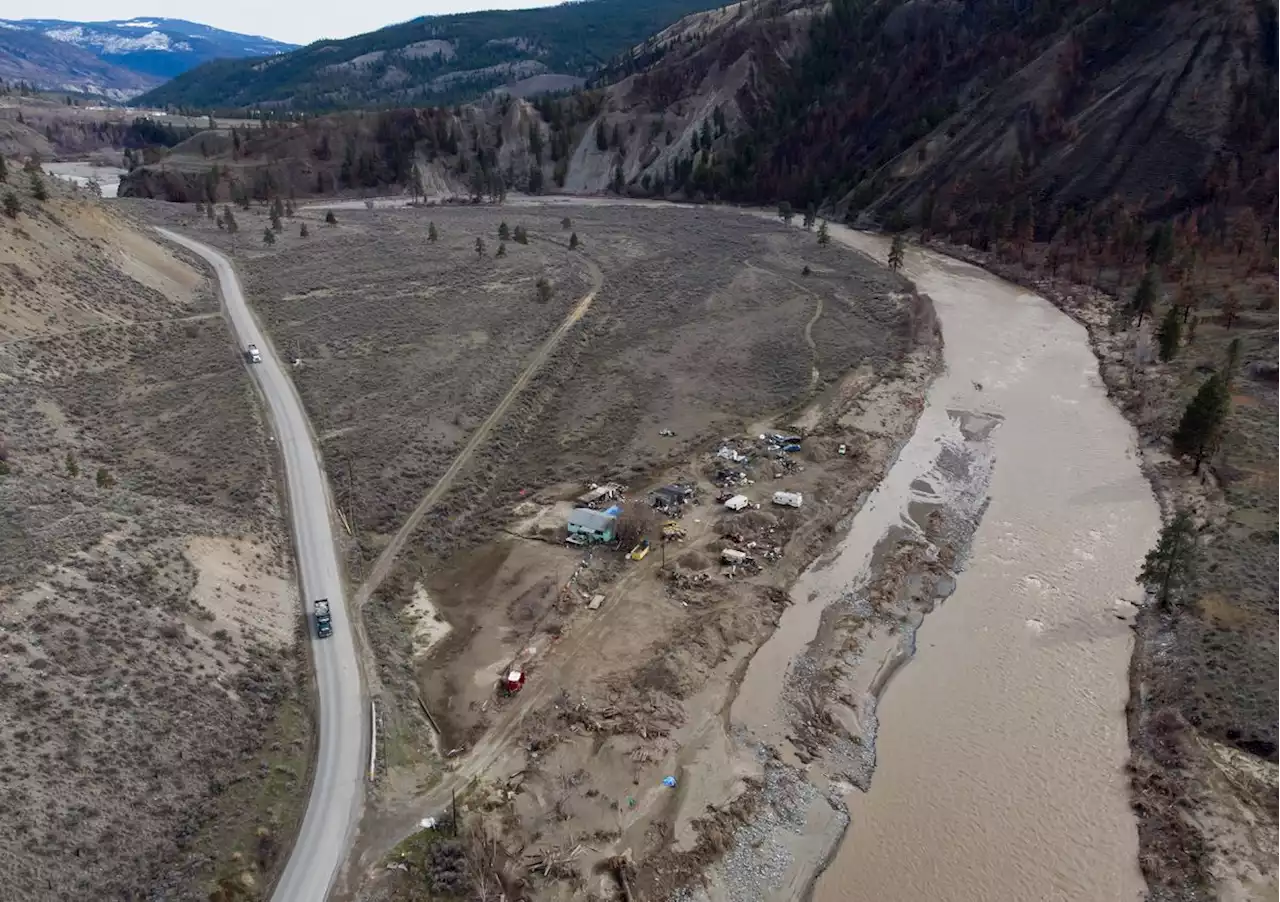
[[135, 0, 727, 110]]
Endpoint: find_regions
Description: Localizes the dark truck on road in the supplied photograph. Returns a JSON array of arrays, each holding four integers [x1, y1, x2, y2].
[[314, 598, 333, 638]]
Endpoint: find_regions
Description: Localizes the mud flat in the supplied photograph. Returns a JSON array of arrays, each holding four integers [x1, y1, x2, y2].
[[707, 228, 1160, 902]]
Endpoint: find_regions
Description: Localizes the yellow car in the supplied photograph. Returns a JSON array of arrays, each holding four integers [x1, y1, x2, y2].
[[628, 540, 651, 561]]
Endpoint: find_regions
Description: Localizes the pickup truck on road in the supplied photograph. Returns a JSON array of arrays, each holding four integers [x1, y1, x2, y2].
[[314, 599, 333, 638], [245, 344, 262, 364]]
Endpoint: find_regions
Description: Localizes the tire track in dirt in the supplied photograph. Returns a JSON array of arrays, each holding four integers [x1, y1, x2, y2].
[[745, 260, 825, 389], [351, 254, 604, 611]]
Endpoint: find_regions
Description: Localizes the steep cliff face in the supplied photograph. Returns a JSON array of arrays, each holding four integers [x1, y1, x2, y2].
[[849, 0, 1277, 233]]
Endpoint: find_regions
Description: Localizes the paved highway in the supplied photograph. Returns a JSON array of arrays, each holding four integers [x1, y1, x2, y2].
[[157, 229, 366, 902]]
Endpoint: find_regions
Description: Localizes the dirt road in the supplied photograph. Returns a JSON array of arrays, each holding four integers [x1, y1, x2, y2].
[[156, 229, 367, 902], [350, 255, 603, 609]]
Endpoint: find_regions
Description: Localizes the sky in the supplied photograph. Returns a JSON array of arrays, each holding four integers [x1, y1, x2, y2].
[[16, 0, 563, 46]]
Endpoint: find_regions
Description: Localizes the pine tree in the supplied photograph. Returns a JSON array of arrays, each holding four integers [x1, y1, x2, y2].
[[300, 223, 310, 238], [1130, 268, 1158, 327], [536, 277, 553, 303], [569, 231, 579, 250], [595, 121, 608, 152], [30, 173, 46, 201], [561, 217, 572, 230], [224, 208, 238, 234], [498, 221, 510, 241], [1220, 290, 1240, 329], [817, 220, 830, 246], [1171, 374, 1230, 472], [2, 191, 19, 219], [65, 451, 78, 477], [513, 225, 528, 245], [263, 227, 275, 245], [0, 155, 7, 182], [778, 201, 794, 224], [475, 237, 485, 257], [888, 234, 906, 272], [1156, 306, 1181, 361], [96, 467, 113, 488], [1224, 338, 1242, 385], [1146, 222, 1175, 265], [270, 211, 282, 232], [1137, 509, 1195, 608], [428, 221, 438, 242], [496, 241, 507, 257], [325, 210, 337, 225], [803, 203, 816, 230]]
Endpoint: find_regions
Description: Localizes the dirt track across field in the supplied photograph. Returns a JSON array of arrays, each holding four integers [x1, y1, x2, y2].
[[352, 253, 604, 610]]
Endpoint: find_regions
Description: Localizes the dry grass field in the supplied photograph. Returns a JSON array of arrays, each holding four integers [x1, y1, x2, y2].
[[0, 177, 306, 901], [130, 201, 918, 555]]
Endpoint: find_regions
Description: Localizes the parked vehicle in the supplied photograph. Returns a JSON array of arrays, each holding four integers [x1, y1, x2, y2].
[[772, 491, 803, 508], [245, 343, 262, 364]]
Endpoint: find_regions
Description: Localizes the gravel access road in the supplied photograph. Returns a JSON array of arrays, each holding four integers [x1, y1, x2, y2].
[[156, 228, 366, 902]]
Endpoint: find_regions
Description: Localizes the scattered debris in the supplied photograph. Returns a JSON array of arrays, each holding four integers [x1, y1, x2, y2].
[[659, 429, 675, 437], [717, 445, 748, 463], [662, 776, 678, 788]]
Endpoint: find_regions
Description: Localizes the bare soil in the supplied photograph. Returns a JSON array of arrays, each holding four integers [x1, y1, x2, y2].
[[0, 180, 308, 901]]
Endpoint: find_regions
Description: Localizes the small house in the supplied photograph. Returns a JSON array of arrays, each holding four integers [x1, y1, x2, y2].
[[651, 484, 695, 510], [567, 508, 617, 543]]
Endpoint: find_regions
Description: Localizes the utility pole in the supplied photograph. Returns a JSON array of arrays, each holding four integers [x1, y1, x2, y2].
[[346, 455, 363, 581]]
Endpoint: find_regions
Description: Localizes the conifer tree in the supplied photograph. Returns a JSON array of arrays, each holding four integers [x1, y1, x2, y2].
[[1137, 509, 1195, 608], [1156, 306, 1181, 361], [1171, 374, 1230, 472], [888, 234, 906, 272]]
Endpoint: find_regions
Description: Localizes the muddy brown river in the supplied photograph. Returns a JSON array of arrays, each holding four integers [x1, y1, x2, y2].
[[738, 229, 1160, 902]]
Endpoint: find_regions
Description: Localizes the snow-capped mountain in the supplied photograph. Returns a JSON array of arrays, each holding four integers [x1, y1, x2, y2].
[[1, 17, 296, 80], [0, 24, 158, 99]]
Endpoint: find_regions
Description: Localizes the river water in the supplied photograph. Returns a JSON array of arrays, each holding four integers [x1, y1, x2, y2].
[[41, 162, 127, 198], [784, 232, 1158, 902]]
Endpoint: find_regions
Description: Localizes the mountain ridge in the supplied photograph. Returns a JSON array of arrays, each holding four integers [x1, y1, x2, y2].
[[134, 0, 730, 109], [0, 16, 296, 89]]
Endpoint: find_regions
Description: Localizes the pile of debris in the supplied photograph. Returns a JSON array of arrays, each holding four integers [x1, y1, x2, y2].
[[713, 467, 752, 488], [577, 482, 623, 509]]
